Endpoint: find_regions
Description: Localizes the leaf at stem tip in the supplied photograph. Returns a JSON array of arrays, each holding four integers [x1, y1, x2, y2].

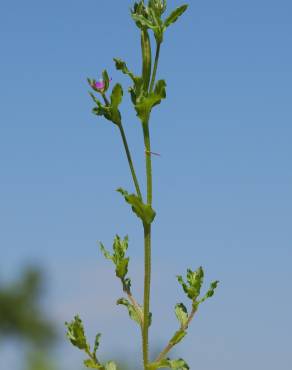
[[164, 5, 188, 29], [99, 236, 130, 281], [99, 242, 112, 260], [102, 70, 110, 92], [175, 303, 188, 327], [177, 266, 204, 300], [65, 315, 89, 351], [199, 280, 219, 304], [113, 58, 136, 82], [117, 188, 156, 224], [93, 333, 102, 356], [110, 83, 123, 125]]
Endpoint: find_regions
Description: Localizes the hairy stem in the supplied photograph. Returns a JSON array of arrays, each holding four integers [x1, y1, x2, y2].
[[155, 304, 198, 362], [149, 41, 161, 92], [125, 287, 144, 326], [142, 120, 153, 368], [143, 222, 151, 368], [118, 123, 143, 200]]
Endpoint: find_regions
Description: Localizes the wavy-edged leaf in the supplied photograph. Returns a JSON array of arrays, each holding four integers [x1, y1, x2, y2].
[[177, 267, 204, 300], [99, 242, 112, 260], [99, 236, 130, 280], [199, 280, 219, 304], [113, 58, 137, 83], [93, 333, 101, 356], [175, 303, 188, 327], [164, 5, 188, 29], [117, 188, 156, 224], [170, 329, 187, 345], [147, 358, 189, 370], [117, 298, 142, 326], [105, 361, 117, 370], [110, 83, 123, 125], [65, 315, 89, 351], [84, 359, 102, 369]]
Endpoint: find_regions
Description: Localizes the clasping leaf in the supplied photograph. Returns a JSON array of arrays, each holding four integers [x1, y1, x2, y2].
[[117, 188, 156, 224], [135, 79, 166, 123]]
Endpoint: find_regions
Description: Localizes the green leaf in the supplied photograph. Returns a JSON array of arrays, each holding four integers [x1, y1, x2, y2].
[[175, 303, 188, 327], [199, 280, 219, 304], [135, 79, 166, 123], [177, 267, 204, 300], [84, 359, 102, 369], [110, 83, 123, 125], [186, 266, 204, 299], [65, 315, 89, 351], [148, 0, 167, 16], [147, 358, 189, 370], [170, 329, 187, 345], [116, 257, 129, 280], [164, 5, 188, 29], [99, 236, 130, 281], [113, 58, 137, 83], [93, 333, 101, 356], [117, 188, 156, 224], [99, 242, 112, 260], [116, 298, 142, 326], [102, 70, 110, 92], [177, 275, 189, 296], [105, 361, 117, 370], [132, 13, 157, 30]]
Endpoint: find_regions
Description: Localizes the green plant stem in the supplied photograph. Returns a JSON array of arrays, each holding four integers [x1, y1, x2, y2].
[[155, 304, 198, 362], [101, 93, 142, 200], [143, 222, 151, 368], [118, 123, 143, 200], [149, 41, 161, 92], [142, 120, 153, 369]]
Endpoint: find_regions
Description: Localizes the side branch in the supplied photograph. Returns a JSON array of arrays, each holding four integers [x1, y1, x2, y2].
[[155, 304, 198, 362], [118, 123, 143, 200]]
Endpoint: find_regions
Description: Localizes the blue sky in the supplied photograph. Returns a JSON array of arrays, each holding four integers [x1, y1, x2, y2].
[[0, 0, 292, 369]]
